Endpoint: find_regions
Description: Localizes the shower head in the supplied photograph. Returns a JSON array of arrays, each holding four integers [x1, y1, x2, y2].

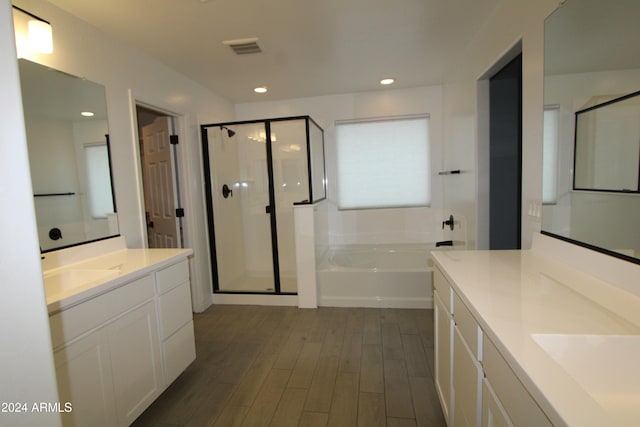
[[221, 126, 236, 138]]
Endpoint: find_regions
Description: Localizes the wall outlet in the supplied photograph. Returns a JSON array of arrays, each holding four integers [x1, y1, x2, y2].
[[526, 199, 542, 221]]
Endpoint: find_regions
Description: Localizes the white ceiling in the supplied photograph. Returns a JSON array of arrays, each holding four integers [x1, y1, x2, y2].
[[46, 0, 500, 103]]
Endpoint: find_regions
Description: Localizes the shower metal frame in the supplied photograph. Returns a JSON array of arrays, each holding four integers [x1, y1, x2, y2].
[[201, 115, 326, 294]]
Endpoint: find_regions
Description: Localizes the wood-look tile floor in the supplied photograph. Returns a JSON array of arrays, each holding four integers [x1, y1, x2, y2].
[[133, 305, 446, 427]]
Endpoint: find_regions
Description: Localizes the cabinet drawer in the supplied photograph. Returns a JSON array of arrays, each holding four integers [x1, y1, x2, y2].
[[453, 292, 481, 359], [482, 335, 552, 427], [158, 281, 193, 340], [162, 321, 196, 385], [156, 260, 189, 295], [50, 275, 154, 349], [434, 267, 452, 314]]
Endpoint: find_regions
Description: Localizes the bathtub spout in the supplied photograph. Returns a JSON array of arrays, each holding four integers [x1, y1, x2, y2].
[[435, 240, 453, 247]]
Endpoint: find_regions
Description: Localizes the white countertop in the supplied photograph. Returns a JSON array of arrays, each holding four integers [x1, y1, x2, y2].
[[44, 247, 192, 314], [432, 248, 640, 427]]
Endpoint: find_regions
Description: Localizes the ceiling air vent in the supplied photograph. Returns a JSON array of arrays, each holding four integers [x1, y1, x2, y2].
[[223, 38, 262, 55]]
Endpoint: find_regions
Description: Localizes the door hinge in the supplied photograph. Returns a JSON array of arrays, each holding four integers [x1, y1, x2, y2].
[[170, 135, 179, 145], [176, 208, 185, 218]]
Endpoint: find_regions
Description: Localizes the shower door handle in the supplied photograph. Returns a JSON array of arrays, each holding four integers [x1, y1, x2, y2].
[[265, 205, 272, 214], [222, 184, 233, 198]]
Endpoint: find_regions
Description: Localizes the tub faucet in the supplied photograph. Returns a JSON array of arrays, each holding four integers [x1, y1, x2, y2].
[[436, 240, 453, 247]]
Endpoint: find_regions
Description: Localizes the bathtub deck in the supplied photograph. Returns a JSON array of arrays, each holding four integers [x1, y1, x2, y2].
[[133, 305, 446, 426]]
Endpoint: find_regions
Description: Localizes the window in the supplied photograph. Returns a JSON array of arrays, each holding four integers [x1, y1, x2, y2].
[[336, 116, 430, 209], [84, 143, 114, 218], [543, 106, 559, 204]]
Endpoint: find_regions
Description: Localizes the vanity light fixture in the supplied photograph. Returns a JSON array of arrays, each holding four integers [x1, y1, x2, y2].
[[380, 78, 395, 85], [254, 86, 268, 94], [12, 5, 53, 54], [81, 111, 95, 117]]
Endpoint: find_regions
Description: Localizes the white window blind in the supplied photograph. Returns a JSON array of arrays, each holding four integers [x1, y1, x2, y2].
[[336, 116, 430, 209], [543, 106, 559, 204]]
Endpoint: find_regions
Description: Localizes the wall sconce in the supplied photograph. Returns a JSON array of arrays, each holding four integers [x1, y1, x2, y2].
[[12, 5, 53, 54]]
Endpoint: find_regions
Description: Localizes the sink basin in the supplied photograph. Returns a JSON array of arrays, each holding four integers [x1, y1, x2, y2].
[[532, 333, 640, 426], [44, 269, 120, 293]]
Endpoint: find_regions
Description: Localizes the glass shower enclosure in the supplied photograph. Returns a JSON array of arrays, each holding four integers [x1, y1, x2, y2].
[[201, 116, 326, 294]]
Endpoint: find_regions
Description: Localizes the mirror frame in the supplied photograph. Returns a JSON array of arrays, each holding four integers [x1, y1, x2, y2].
[[573, 90, 640, 194]]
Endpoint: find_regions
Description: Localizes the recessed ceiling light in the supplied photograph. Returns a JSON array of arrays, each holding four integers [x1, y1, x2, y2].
[[380, 78, 395, 85], [254, 86, 267, 94], [81, 111, 94, 117]]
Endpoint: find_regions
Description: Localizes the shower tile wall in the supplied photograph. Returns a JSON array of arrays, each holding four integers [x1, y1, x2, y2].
[[328, 205, 450, 246]]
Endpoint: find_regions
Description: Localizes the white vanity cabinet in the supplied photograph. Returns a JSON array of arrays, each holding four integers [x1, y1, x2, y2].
[[482, 335, 551, 427], [435, 267, 483, 427], [47, 255, 195, 427], [433, 264, 552, 427], [50, 275, 162, 426], [155, 260, 196, 385], [452, 292, 483, 427], [433, 268, 453, 423]]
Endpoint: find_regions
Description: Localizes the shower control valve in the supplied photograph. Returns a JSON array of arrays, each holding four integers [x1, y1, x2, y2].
[[442, 214, 455, 231]]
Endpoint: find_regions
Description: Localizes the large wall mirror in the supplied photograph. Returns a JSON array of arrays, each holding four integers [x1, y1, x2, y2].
[[542, 0, 640, 263], [19, 59, 119, 252]]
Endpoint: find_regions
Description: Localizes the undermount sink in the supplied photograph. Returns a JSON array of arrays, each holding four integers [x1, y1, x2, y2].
[[44, 269, 120, 293], [532, 333, 640, 427]]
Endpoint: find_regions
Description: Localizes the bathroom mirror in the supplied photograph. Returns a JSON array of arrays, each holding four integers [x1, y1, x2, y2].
[[542, 0, 640, 263], [574, 91, 640, 193], [19, 59, 119, 252]]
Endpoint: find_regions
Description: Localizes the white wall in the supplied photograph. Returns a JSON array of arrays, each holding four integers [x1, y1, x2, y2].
[[442, 0, 559, 249], [235, 86, 448, 246], [14, 0, 236, 311], [0, 1, 61, 424]]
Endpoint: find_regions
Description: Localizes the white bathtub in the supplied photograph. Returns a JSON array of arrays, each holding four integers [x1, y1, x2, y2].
[[317, 244, 434, 308]]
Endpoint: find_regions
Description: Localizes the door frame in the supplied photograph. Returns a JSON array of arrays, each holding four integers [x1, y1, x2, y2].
[[134, 102, 184, 248], [476, 41, 523, 250]]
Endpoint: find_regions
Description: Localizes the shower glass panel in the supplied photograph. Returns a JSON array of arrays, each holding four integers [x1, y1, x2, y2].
[[204, 122, 276, 293], [270, 119, 309, 292], [309, 120, 327, 201], [202, 116, 325, 295]]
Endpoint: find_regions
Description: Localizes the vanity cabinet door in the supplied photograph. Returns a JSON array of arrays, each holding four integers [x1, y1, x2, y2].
[[452, 288, 483, 427], [54, 328, 118, 427], [434, 289, 453, 424], [453, 327, 482, 427], [108, 300, 163, 426], [482, 378, 513, 427]]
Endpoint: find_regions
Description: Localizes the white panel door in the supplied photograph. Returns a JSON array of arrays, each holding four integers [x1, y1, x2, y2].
[[142, 117, 180, 248]]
